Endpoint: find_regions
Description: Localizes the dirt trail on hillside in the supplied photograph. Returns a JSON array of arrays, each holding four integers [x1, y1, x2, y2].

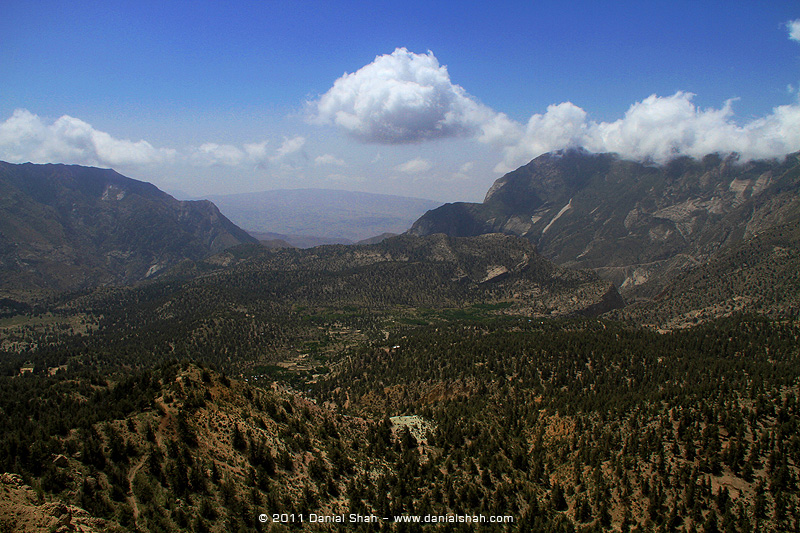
[[126, 454, 147, 529]]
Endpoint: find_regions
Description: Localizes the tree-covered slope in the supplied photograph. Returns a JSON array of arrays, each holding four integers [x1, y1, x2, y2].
[[0, 233, 620, 375], [2, 315, 798, 532]]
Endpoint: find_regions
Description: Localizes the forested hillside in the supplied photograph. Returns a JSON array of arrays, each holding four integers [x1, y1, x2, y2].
[[1, 315, 798, 532]]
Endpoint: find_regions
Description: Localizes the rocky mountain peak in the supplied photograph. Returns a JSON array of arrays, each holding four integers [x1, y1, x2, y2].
[[409, 149, 800, 306]]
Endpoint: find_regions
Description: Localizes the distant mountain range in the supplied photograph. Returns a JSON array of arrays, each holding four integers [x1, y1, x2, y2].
[[409, 149, 800, 319], [0, 161, 619, 316], [0, 161, 257, 292], [205, 188, 441, 245], [3, 151, 798, 325]]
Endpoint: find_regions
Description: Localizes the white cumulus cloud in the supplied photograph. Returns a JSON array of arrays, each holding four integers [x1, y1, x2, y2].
[[459, 162, 474, 174], [244, 141, 270, 161], [315, 153, 345, 166], [495, 102, 588, 172], [192, 143, 247, 166], [0, 109, 175, 167], [0, 109, 304, 171], [495, 92, 800, 172], [271, 136, 306, 162], [192, 138, 309, 168], [788, 19, 800, 42], [312, 41, 800, 173], [310, 48, 509, 144], [396, 157, 432, 174]]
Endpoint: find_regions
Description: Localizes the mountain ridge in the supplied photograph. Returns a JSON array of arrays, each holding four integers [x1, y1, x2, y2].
[[0, 161, 257, 293], [408, 149, 800, 310]]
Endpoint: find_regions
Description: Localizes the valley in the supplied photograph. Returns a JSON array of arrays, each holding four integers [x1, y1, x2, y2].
[[0, 154, 798, 532], [204, 189, 441, 246]]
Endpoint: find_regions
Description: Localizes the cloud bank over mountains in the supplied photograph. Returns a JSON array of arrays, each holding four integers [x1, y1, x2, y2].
[[311, 38, 800, 172], [498, 93, 800, 172], [0, 109, 176, 168], [0, 109, 306, 171]]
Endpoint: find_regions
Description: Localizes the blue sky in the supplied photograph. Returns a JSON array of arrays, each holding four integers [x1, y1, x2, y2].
[[2, 1, 800, 201]]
